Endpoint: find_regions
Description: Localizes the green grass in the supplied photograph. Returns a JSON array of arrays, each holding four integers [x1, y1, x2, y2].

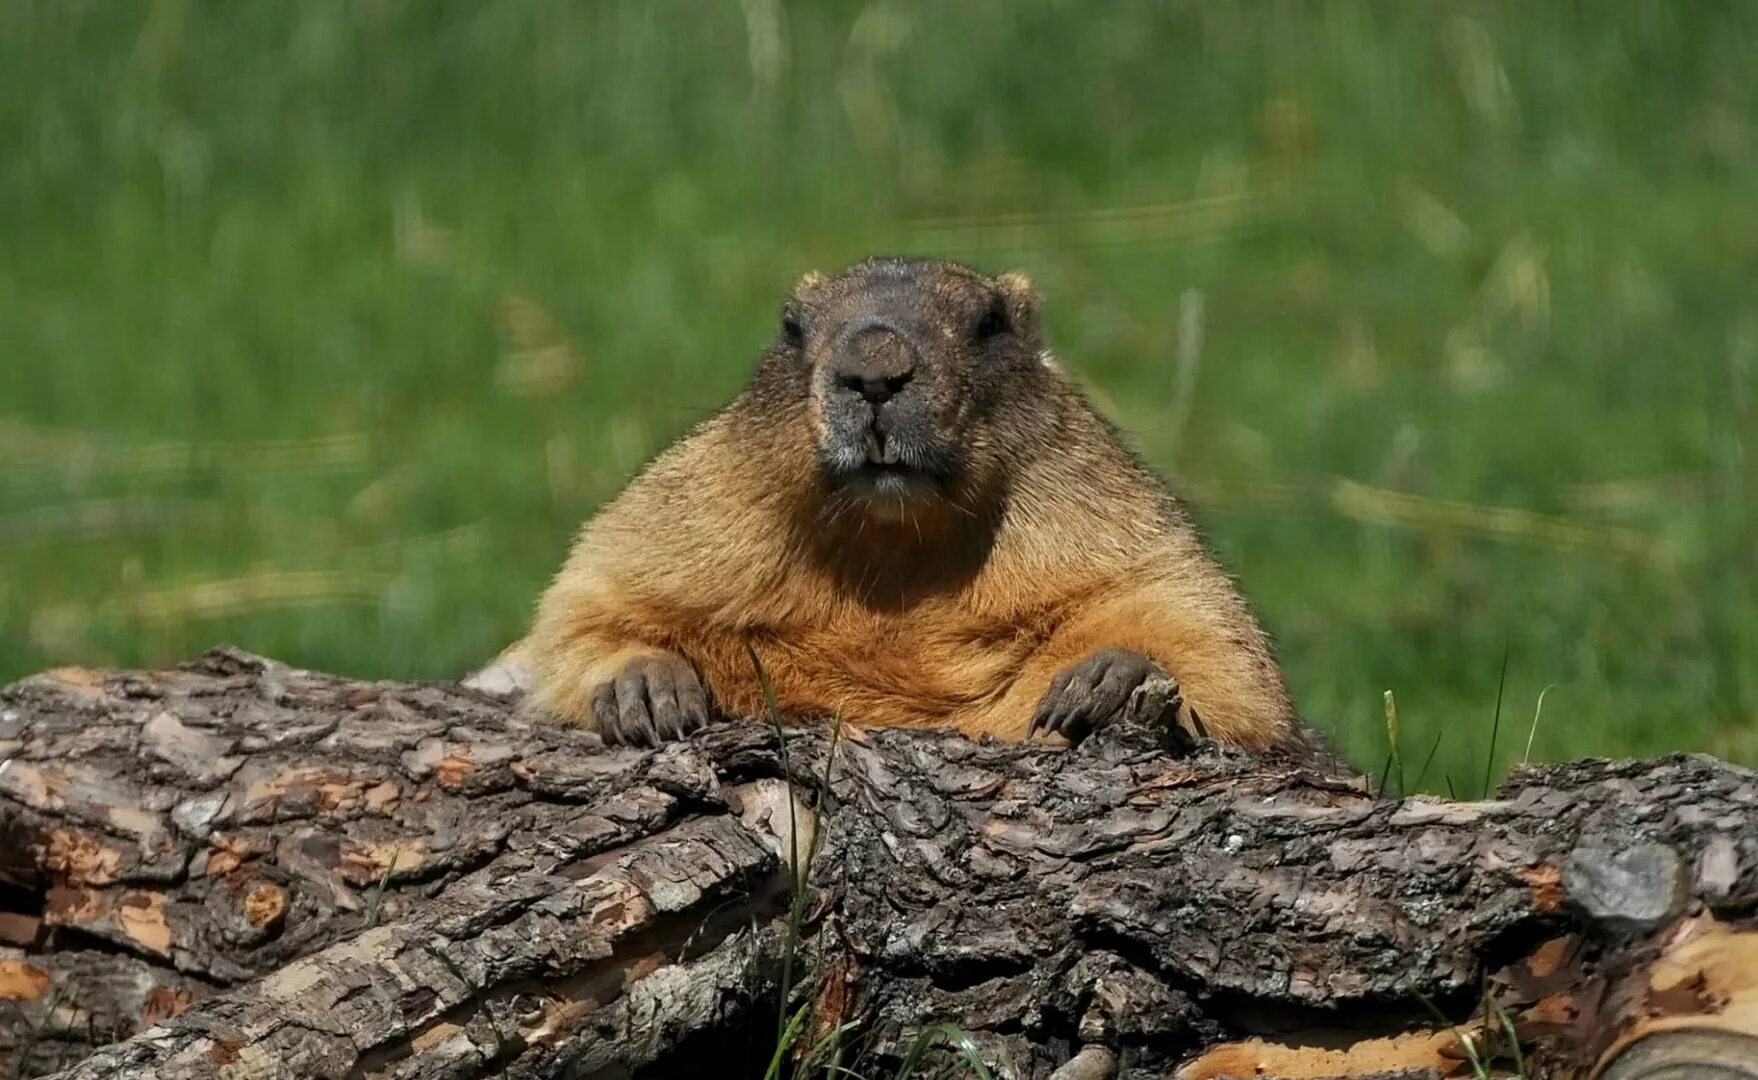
[[2, 3, 1754, 789]]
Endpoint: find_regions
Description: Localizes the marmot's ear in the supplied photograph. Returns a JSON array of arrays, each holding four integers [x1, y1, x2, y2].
[[793, 270, 826, 299], [996, 271, 1041, 338]]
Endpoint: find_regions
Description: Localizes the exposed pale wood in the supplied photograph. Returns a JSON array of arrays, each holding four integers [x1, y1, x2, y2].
[[1, 648, 1755, 1078]]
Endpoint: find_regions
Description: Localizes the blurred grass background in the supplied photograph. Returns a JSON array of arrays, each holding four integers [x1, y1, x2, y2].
[[2, 2, 1753, 790]]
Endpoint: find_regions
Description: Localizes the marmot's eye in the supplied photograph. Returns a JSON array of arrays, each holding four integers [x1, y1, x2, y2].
[[781, 312, 805, 347], [975, 303, 1008, 341]]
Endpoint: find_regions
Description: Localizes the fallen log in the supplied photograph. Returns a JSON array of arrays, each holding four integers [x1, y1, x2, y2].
[[0, 648, 1755, 1078]]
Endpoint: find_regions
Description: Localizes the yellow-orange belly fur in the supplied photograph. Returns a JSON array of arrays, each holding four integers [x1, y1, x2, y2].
[[669, 604, 1054, 733]]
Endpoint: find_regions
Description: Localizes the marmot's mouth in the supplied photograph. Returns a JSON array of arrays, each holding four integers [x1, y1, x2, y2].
[[817, 412, 953, 499], [847, 462, 934, 502], [852, 460, 916, 481], [863, 428, 902, 467], [830, 453, 938, 499]]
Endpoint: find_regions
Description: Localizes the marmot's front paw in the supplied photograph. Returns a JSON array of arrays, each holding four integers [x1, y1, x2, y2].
[[1027, 648, 1169, 744], [590, 652, 713, 747]]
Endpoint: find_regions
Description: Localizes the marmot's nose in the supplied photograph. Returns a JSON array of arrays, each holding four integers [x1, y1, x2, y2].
[[841, 371, 912, 406], [830, 317, 918, 405]]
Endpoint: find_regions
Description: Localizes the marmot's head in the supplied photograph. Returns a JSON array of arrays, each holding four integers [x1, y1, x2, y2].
[[762, 257, 1048, 519]]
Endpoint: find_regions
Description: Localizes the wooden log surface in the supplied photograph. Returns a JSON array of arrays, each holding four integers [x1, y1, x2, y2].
[[1, 648, 1755, 1078]]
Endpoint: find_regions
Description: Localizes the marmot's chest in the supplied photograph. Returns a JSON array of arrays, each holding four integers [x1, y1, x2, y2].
[[682, 599, 1062, 725]]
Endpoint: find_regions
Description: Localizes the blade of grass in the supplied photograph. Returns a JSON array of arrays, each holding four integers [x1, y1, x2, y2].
[[797, 1019, 863, 1073], [1522, 683, 1558, 764], [809, 712, 842, 875], [793, 716, 846, 1076], [1485, 992, 1529, 1079], [365, 848, 400, 929], [1384, 689, 1404, 797], [749, 645, 847, 1075], [1409, 989, 1490, 1080], [892, 1023, 994, 1080], [1411, 729, 1445, 794], [1481, 642, 1511, 798], [15, 982, 70, 1080], [763, 1000, 814, 1080], [1374, 748, 1395, 800], [747, 643, 803, 1051]]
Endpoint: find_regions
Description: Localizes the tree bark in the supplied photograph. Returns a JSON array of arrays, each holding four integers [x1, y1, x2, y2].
[[1, 648, 1754, 1079]]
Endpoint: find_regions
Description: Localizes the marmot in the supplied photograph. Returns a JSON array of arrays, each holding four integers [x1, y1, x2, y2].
[[508, 257, 1299, 750]]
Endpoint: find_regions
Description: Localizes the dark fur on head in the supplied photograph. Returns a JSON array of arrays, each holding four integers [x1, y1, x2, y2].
[[743, 257, 1048, 523]]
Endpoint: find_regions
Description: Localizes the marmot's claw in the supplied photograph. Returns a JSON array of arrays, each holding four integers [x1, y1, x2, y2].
[[591, 653, 712, 747], [1028, 648, 1163, 745]]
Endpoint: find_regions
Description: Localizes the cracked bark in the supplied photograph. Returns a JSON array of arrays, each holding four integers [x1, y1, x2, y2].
[[1, 649, 1755, 1079]]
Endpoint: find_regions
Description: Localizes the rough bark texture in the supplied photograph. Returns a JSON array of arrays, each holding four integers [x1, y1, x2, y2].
[[1, 649, 1755, 1079]]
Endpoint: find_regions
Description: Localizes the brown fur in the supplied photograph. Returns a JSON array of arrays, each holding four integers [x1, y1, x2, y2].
[[519, 258, 1298, 748]]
